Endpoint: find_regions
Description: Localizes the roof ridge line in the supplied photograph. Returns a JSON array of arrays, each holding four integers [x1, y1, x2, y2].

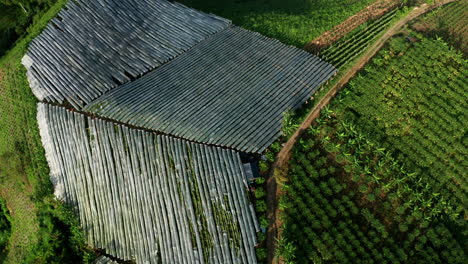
[[41, 101, 260, 155]]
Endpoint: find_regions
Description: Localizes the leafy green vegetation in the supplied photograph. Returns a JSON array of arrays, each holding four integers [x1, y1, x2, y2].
[[411, 0, 468, 55], [0, 0, 59, 56], [278, 34, 467, 263], [0, 198, 11, 262], [178, 0, 378, 47], [320, 7, 400, 68], [0, 0, 96, 262], [338, 35, 467, 216]]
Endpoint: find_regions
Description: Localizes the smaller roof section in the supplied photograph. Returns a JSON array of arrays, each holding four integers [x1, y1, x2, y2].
[[85, 26, 336, 153], [243, 162, 260, 184], [23, 0, 230, 109]]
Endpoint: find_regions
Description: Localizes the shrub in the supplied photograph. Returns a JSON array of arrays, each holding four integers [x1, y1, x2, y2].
[[259, 216, 269, 228], [255, 187, 266, 199], [358, 184, 368, 193], [265, 151, 276, 163], [0, 198, 11, 253], [256, 247, 267, 261], [256, 176, 266, 185], [270, 141, 282, 153], [399, 223, 408, 232], [256, 201, 267, 213], [319, 168, 328, 177], [257, 232, 266, 244], [259, 161, 269, 174]]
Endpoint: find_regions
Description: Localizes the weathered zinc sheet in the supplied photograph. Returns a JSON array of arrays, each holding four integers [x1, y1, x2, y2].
[[23, 0, 230, 109], [94, 256, 117, 264], [37, 103, 258, 264], [85, 26, 336, 153]]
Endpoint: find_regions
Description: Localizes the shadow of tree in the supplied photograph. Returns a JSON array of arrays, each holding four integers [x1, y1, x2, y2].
[[178, 0, 376, 47]]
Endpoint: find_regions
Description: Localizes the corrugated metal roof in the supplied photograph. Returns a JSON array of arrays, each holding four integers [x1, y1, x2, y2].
[[94, 256, 117, 264], [38, 103, 258, 263], [85, 26, 336, 153], [23, 0, 230, 109]]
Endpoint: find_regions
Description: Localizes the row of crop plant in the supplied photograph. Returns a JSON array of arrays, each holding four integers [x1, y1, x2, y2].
[[411, 0, 467, 55], [276, 31, 466, 263], [337, 35, 467, 216], [319, 7, 400, 68], [277, 112, 465, 263]]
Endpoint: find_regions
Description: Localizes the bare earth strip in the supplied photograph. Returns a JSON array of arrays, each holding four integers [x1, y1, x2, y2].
[[266, 0, 460, 263]]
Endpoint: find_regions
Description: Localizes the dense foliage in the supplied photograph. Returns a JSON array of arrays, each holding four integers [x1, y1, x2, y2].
[[0, 0, 57, 56], [411, 0, 467, 55], [178, 0, 377, 47], [279, 34, 467, 263], [339, 35, 467, 216]]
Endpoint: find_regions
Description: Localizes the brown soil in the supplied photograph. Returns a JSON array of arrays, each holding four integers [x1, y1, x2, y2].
[[265, 1, 459, 263]]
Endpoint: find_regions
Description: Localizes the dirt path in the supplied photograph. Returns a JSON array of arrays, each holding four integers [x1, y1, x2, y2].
[[265, 1, 458, 263]]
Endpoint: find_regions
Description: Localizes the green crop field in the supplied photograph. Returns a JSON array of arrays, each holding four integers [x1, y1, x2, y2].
[[0, 1, 94, 262], [178, 0, 378, 47], [279, 34, 467, 263], [320, 7, 400, 68], [411, 0, 467, 55]]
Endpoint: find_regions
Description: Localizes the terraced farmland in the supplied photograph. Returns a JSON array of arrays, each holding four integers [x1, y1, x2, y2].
[[279, 33, 467, 264], [38, 103, 259, 263]]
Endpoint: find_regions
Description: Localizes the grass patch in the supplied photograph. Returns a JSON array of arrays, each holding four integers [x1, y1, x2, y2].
[[0, 0, 96, 263]]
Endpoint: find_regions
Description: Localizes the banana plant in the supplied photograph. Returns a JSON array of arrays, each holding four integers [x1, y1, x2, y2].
[[363, 165, 371, 175], [308, 126, 320, 136], [382, 182, 393, 193], [375, 147, 386, 156], [371, 174, 382, 184], [337, 132, 346, 140], [323, 106, 334, 119]]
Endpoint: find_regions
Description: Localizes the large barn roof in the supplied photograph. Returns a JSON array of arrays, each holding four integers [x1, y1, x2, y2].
[[23, 0, 335, 154], [38, 103, 259, 263], [84, 26, 335, 153]]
